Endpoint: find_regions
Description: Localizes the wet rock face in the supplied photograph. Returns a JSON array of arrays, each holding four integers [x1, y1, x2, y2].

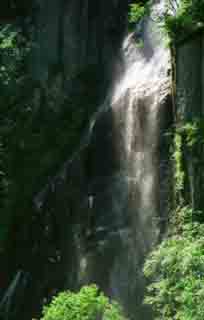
[[1, 2, 129, 320], [176, 34, 204, 210], [0, 0, 33, 21], [32, 0, 128, 89]]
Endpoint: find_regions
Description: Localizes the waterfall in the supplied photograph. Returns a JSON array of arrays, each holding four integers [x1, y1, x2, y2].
[[85, 2, 172, 316], [31, 0, 172, 318]]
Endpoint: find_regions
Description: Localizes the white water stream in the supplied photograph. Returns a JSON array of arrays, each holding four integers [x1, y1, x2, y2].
[[33, 1, 171, 318]]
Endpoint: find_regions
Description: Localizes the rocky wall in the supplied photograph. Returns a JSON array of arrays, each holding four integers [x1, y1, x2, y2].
[[176, 32, 204, 210]]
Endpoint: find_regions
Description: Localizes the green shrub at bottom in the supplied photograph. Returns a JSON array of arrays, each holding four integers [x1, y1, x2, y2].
[[144, 217, 204, 320], [41, 284, 127, 320]]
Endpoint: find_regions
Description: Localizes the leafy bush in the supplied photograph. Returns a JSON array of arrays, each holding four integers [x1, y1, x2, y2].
[[164, 0, 204, 41], [173, 132, 185, 196], [128, 1, 204, 42], [144, 213, 204, 320], [128, 1, 150, 30], [41, 284, 127, 320], [128, 3, 146, 24], [172, 120, 204, 201], [143, 116, 204, 319]]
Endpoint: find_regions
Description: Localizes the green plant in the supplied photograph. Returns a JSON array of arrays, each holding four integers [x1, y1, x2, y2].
[[41, 284, 127, 320], [172, 119, 204, 200], [144, 210, 204, 320], [178, 121, 198, 147], [143, 114, 204, 319], [128, 1, 150, 31], [0, 24, 29, 100], [128, 3, 146, 24], [163, 0, 204, 41], [173, 131, 185, 196]]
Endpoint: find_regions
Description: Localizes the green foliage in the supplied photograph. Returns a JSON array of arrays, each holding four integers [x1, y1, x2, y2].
[[128, 1, 204, 43], [172, 119, 204, 199], [144, 208, 204, 320], [173, 132, 184, 195], [41, 284, 127, 320], [128, 1, 204, 44], [143, 117, 204, 319], [128, 1, 150, 30], [164, 0, 204, 41], [0, 24, 29, 102], [128, 3, 146, 25], [177, 121, 199, 148]]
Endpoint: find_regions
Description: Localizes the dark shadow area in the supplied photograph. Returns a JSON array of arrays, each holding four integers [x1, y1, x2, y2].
[[0, 1, 129, 320]]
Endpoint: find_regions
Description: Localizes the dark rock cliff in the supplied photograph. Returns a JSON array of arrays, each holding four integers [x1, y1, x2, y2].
[[175, 33, 204, 210], [0, 1, 173, 319], [1, 1, 129, 319]]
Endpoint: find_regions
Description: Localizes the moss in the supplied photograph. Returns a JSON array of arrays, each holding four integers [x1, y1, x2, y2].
[[173, 131, 185, 198], [171, 119, 204, 204]]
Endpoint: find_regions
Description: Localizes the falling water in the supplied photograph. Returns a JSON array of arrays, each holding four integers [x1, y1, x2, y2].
[[32, 1, 172, 318], [111, 0, 171, 249], [75, 1, 172, 317]]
